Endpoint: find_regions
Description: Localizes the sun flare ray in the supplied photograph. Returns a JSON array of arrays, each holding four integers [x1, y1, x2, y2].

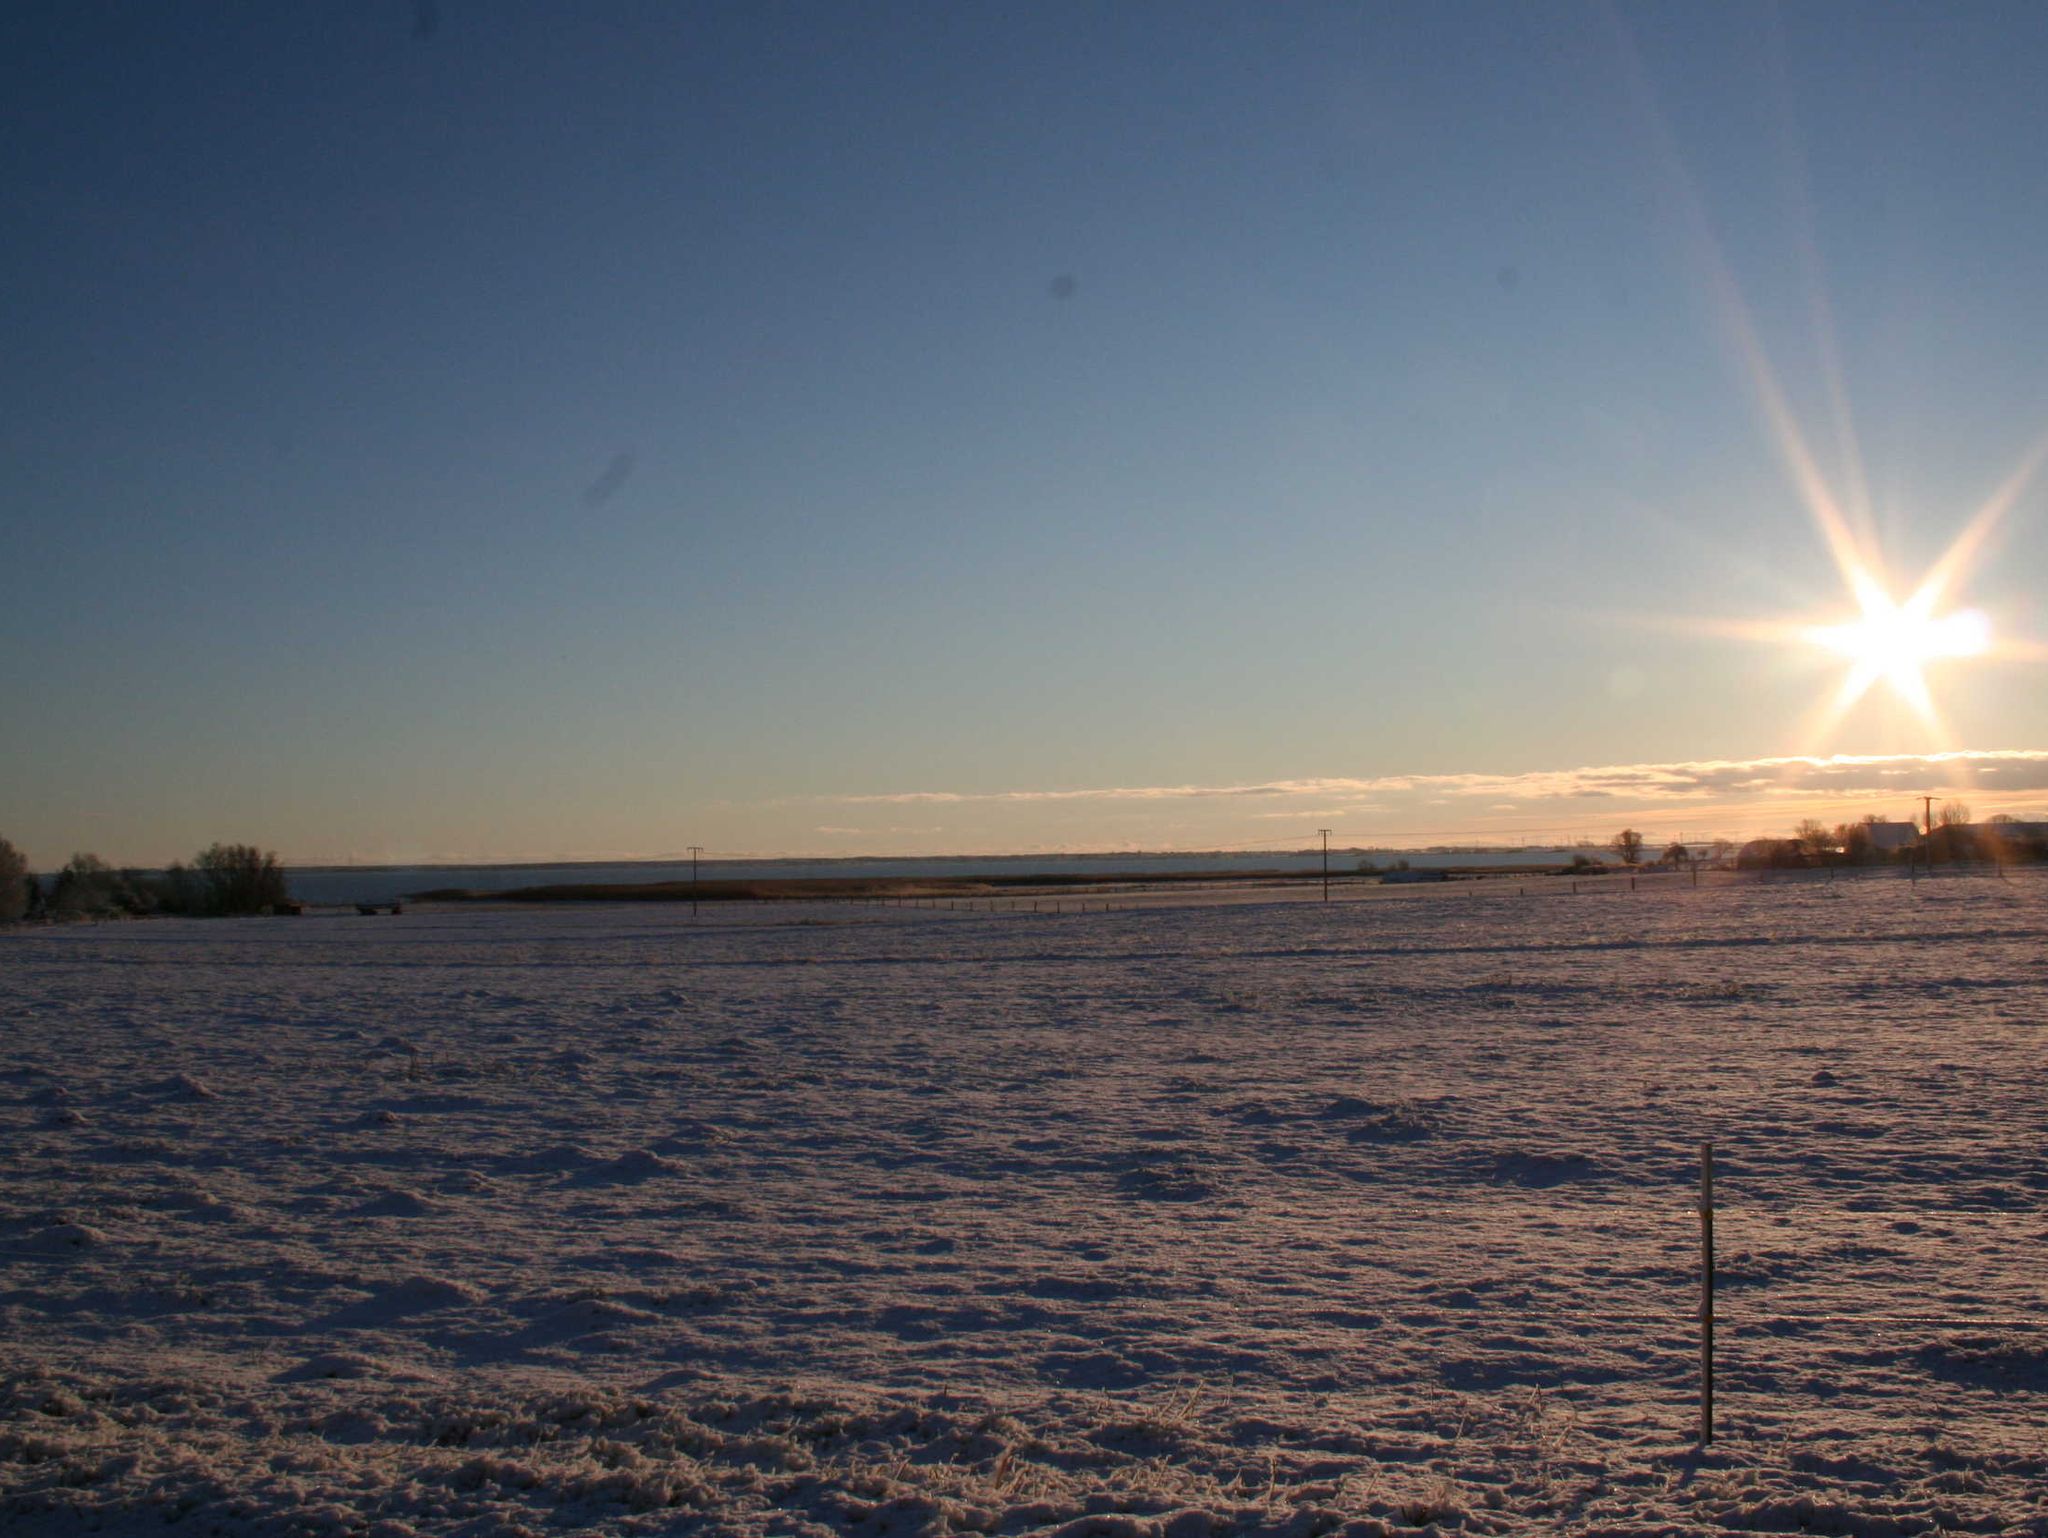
[[1611, 10, 2041, 752]]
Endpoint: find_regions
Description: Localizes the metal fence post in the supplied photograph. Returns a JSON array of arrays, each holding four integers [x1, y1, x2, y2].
[[1699, 1141, 1715, 1445]]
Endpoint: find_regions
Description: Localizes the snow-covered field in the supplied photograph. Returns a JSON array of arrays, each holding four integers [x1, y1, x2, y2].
[[6, 877, 2048, 1536]]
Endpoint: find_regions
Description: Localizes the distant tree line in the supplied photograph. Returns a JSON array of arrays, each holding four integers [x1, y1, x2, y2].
[[0, 837, 25, 922], [0, 838, 291, 921], [1589, 809, 2048, 874], [1733, 806, 2047, 870]]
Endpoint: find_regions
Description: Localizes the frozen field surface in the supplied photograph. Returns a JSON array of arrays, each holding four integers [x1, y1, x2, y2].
[[5, 877, 2048, 1535]]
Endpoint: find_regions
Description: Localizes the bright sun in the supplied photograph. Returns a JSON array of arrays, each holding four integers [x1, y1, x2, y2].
[[1804, 573, 1991, 723], [1688, 524, 2033, 752]]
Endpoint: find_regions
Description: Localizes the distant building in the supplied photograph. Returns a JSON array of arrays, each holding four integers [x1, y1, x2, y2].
[[1863, 821, 1920, 853], [1976, 820, 2048, 845]]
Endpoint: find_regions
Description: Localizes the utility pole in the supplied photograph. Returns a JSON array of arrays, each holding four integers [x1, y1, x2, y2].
[[1319, 829, 1331, 902], [688, 845, 703, 918], [1922, 795, 1936, 875]]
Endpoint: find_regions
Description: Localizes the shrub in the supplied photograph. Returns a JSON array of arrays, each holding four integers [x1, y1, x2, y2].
[[0, 837, 27, 922]]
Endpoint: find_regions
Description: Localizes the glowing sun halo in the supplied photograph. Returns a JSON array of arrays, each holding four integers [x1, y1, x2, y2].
[[1806, 576, 1991, 720], [1680, 525, 2035, 752]]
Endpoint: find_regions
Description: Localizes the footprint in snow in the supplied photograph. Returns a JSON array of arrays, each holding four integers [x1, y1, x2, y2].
[[1115, 1163, 1218, 1202], [21, 1222, 109, 1253], [1489, 1151, 1607, 1187], [579, 1149, 680, 1184], [279, 1351, 387, 1382], [656, 1119, 731, 1151], [347, 1190, 438, 1219], [378, 1274, 485, 1310]]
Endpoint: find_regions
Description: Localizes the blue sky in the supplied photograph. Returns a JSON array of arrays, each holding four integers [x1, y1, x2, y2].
[[6, 2, 2048, 865]]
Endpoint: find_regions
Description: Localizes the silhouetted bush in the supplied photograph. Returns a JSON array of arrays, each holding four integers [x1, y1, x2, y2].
[[0, 837, 27, 923], [48, 853, 171, 917]]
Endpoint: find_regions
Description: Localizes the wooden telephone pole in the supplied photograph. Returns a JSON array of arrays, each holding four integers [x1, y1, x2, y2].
[[1319, 829, 1331, 902]]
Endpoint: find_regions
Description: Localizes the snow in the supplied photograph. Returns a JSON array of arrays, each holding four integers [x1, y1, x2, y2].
[[5, 877, 2048, 1535]]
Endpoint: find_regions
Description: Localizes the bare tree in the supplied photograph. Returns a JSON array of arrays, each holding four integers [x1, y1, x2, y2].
[[1793, 819, 1835, 861], [1610, 828, 1644, 866], [1934, 801, 1975, 865], [51, 852, 116, 915], [0, 837, 27, 922], [192, 843, 291, 915], [1661, 841, 1689, 867], [1707, 838, 1735, 867], [1834, 821, 1873, 865]]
